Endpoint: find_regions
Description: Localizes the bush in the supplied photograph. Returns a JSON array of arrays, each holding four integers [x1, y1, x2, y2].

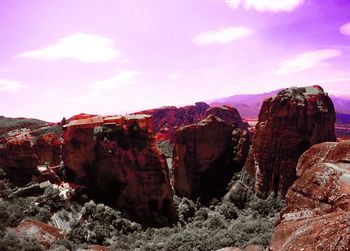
[[0, 231, 44, 251]]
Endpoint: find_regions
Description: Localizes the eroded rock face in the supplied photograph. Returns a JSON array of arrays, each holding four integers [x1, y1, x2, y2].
[[137, 103, 249, 143], [205, 106, 248, 130], [270, 141, 350, 250], [0, 138, 39, 185], [173, 115, 249, 202], [35, 133, 62, 166], [244, 85, 336, 196], [0, 131, 62, 185], [62, 115, 176, 226], [137, 102, 210, 142]]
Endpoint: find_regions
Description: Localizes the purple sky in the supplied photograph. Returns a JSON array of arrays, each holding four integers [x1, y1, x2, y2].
[[0, 0, 350, 121]]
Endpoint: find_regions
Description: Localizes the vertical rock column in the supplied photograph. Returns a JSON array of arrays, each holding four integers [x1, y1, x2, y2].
[[245, 85, 336, 197]]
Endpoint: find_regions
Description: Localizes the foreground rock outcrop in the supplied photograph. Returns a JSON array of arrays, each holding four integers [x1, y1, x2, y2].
[[173, 115, 249, 202], [244, 85, 336, 196], [62, 115, 176, 226], [270, 141, 350, 250]]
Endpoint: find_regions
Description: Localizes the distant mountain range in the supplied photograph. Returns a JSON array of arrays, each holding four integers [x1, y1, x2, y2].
[[207, 89, 350, 120]]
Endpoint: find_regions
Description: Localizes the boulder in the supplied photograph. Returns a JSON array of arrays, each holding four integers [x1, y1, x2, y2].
[[269, 141, 350, 250], [244, 85, 336, 196], [62, 115, 176, 226], [173, 115, 249, 202], [11, 219, 64, 248]]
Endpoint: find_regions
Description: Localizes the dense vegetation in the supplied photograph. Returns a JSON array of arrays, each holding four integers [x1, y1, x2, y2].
[[0, 169, 284, 251]]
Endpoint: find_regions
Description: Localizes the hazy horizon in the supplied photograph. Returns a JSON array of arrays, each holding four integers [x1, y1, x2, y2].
[[1, 0, 350, 121]]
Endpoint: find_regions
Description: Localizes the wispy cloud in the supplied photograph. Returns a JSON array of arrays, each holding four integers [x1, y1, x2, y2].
[[226, 0, 304, 12], [0, 79, 25, 92], [90, 70, 140, 92], [340, 23, 350, 36], [18, 33, 120, 63], [192, 26, 253, 45], [169, 70, 182, 79], [75, 70, 140, 103], [277, 49, 342, 75]]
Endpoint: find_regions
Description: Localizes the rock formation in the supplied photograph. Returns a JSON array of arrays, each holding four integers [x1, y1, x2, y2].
[[0, 138, 39, 185], [62, 115, 176, 226], [205, 106, 247, 129], [35, 133, 62, 166], [173, 115, 249, 202], [136, 102, 210, 142], [270, 141, 350, 250], [0, 132, 62, 185], [243, 85, 336, 196], [137, 102, 248, 143]]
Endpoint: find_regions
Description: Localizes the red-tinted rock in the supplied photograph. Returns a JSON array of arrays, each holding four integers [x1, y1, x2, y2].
[[0, 138, 39, 184], [270, 141, 350, 250], [0, 131, 62, 184], [205, 106, 248, 130], [35, 133, 62, 167], [137, 103, 249, 143], [11, 219, 64, 248], [173, 115, 249, 202], [67, 113, 97, 122], [62, 115, 176, 226], [137, 102, 210, 142], [244, 86, 336, 196]]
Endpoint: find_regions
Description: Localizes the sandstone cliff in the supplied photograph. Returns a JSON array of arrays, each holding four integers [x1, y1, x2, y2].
[[173, 115, 249, 202], [137, 102, 248, 143], [0, 131, 62, 185], [243, 85, 336, 196], [62, 115, 176, 226], [0, 138, 39, 185]]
